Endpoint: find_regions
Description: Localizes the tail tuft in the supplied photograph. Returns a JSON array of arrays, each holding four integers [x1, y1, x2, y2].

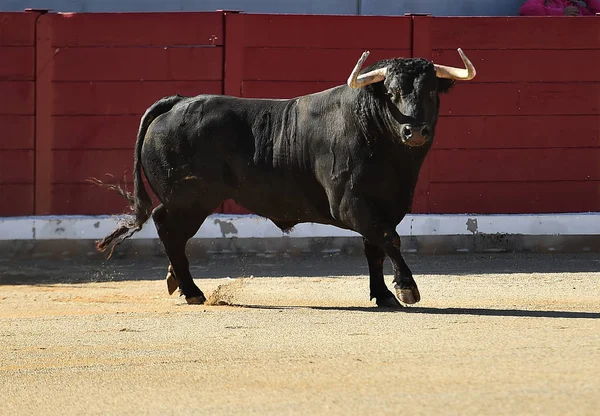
[[86, 174, 135, 208], [96, 223, 135, 259]]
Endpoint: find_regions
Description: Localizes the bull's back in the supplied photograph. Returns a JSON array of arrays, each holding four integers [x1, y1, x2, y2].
[[143, 94, 334, 223], [146, 94, 283, 169]]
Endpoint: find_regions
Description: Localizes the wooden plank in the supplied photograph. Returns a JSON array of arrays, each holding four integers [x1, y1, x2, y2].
[[0, 47, 35, 80], [0, 81, 34, 114], [0, 12, 37, 46], [0, 149, 34, 184], [52, 149, 132, 184], [35, 15, 55, 215], [224, 12, 245, 97], [240, 80, 599, 112], [0, 115, 34, 149], [440, 83, 600, 116], [412, 15, 432, 60], [429, 148, 600, 183], [243, 48, 411, 82], [35, 15, 54, 215], [51, 184, 134, 215], [429, 181, 600, 214], [52, 81, 222, 115], [430, 17, 600, 50], [242, 81, 341, 99], [0, 184, 34, 216], [46, 12, 224, 47], [516, 83, 600, 116], [433, 115, 600, 150], [52, 47, 223, 82], [412, 157, 431, 214], [52, 116, 140, 150], [239, 14, 412, 49], [432, 49, 600, 83]]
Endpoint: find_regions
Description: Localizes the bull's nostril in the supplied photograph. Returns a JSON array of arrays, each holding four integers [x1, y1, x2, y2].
[[402, 126, 412, 138], [421, 126, 430, 137]]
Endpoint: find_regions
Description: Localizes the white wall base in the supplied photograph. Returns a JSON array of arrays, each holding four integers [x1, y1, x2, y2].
[[1, 213, 599, 241]]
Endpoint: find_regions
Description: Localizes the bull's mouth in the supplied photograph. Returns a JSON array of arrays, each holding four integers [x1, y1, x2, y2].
[[403, 137, 428, 148]]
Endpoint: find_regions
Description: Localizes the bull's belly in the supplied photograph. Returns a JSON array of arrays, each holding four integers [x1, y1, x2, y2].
[[216, 158, 343, 229], [232, 184, 337, 228]]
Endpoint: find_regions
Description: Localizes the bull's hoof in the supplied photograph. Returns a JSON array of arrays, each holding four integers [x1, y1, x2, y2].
[[185, 294, 207, 305], [165, 266, 178, 296], [376, 296, 403, 308], [394, 285, 421, 304]]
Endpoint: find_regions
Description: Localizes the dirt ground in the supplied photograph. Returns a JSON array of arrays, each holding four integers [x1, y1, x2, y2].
[[1, 253, 599, 416]]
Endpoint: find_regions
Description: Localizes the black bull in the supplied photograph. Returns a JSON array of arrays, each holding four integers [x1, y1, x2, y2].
[[94, 49, 476, 307]]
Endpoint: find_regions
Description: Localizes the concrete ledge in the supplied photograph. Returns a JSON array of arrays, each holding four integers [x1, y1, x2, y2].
[[1, 213, 599, 258], [2, 213, 600, 240]]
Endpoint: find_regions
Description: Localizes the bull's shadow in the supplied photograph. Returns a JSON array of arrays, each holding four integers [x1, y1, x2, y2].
[[402, 307, 600, 319], [238, 304, 600, 319], [1, 252, 599, 285]]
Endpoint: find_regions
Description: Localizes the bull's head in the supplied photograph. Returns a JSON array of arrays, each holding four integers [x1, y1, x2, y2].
[[347, 49, 476, 148]]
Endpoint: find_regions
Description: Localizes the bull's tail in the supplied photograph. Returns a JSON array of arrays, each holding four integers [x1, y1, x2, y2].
[[90, 94, 186, 258]]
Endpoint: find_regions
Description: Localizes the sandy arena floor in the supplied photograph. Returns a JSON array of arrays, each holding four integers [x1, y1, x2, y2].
[[1, 253, 599, 415]]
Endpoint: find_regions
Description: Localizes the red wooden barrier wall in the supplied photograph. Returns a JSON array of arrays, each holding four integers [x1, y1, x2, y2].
[[0, 12, 37, 216], [420, 17, 600, 213], [0, 12, 598, 217], [34, 12, 224, 215]]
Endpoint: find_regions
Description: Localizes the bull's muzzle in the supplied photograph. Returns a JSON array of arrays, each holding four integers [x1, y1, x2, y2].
[[400, 124, 430, 147]]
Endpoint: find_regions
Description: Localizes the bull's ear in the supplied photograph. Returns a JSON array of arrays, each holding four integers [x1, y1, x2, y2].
[[437, 78, 455, 94]]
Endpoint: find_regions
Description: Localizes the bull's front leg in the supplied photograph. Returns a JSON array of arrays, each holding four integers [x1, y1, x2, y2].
[[383, 232, 421, 305], [363, 238, 403, 307], [337, 198, 420, 306]]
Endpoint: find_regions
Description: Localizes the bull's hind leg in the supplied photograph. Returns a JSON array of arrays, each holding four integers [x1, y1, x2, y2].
[[152, 204, 208, 304], [165, 264, 178, 295], [363, 238, 402, 308]]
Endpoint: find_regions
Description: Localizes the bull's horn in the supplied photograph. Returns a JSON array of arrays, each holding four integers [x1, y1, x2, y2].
[[434, 48, 476, 81], [347, 51, 388, 88]]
